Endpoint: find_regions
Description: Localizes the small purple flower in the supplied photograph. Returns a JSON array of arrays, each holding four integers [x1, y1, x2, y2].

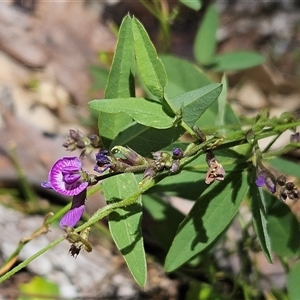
[[94, 150, 112, 173], [255, 173, 265, 187], [41, 156, 88, 196], [60, 189, 86, 229], [255, 170, 276, 194]]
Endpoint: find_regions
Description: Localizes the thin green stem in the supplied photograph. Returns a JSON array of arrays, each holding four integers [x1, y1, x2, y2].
[[0, 237, 64, 283]]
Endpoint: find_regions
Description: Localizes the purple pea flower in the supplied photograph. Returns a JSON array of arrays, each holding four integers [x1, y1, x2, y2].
[[255, 170, 276, 194], [59, 189, 86, 229], [41, 156, 88, 196]]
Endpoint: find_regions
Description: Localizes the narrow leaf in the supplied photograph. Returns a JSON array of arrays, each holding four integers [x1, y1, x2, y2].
[[165, 170, 248, 272], [212, 51, 265, 71], [264, 192, 300, 257], [89, 97, 175, 129], [132, 17, 167, 100], [193, 4, 218, 66], [169, 83, 222, 127], [179, 0, 202, 10], [215, 74, 227, 131], [98, 15, 135, 142], [251, 169, 273, 263], [287, 261, 300, 300], [102, 173, 147, 286]]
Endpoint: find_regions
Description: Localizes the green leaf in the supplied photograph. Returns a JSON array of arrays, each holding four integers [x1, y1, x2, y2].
[[268, 157, 300, 179], [215, 74, 227, 131], [193, 4, 218, 66], [264, 192, 300, 257], [98, 15, 135, 142], [102, 173, 147, 286], [212, 51, 265, 71], [287, 260, 300, 300], [18, 276, 59, 300], [169, 84, 222, 128], [142, 194, 185, 251], [160, 55, 211, 98], [165, 170, 248, 272], [89, 97, 175, 129], [105, 15, 135, 98], [251, 170, 273, 263], [132, 17, 167, 100], [111, 122, 184, 156], [98, 112, 135, 147], [179, 0, 202, 10]]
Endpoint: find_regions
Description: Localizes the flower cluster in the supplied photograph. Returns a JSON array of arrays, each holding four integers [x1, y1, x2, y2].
[[255, 166, 299, 202]]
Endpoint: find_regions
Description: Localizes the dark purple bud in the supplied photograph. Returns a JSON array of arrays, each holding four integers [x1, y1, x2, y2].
[[255, 173, 265, 187], [285, 182, 295, 191], [279, 187, 288, 202], [276, 175, 286, 186], [256, 170, 276, 194], [172, 148, 183, 159]]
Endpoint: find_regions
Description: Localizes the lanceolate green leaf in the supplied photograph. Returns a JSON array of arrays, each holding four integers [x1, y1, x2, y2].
[[287, 261, 300, 300], [165, 170, 249, 272], [132, 17, 167, 100], [179, 0, 202, 10], [102, 173, 147, 286], [169, 84, 222, 128], [212, 51, 265, 72], [251, 169, 273, 263], [193, 4, 218, 66], [89, 97, 175, 129], [105, 15, 135, 98], [98, 15, 135, 142]]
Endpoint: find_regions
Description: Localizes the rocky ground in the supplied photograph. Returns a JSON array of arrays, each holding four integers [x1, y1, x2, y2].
[[0, 0, 300, 299]]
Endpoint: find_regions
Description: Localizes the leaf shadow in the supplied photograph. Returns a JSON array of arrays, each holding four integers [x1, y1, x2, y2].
[[189, 166, 245, 250], [109, 202, 144, 256]]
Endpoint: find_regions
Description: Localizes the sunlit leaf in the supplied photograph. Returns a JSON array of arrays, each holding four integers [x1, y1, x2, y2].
[[89, 97, 175, 129], [169, 84, 222, 127], [98, 15, 135, 143], [102, 173, 147, 286], [132, 17, 167, 100]]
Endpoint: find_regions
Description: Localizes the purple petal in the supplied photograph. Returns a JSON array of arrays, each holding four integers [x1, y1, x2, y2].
[[59, 205, 85, 229], [255, 174, 265, 187], [41, 181, 52, 189], [48, 157, 87, 196]]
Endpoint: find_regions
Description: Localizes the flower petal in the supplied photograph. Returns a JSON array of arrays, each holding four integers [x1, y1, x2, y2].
[[48, 156, 88, 196], [59, 205, 85, 229]]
